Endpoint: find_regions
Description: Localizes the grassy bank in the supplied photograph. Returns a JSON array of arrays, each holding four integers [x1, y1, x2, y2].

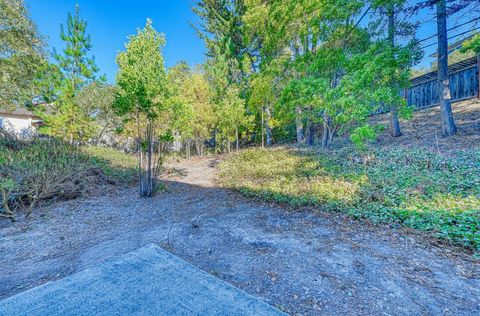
[[0, 136, 136, 220], [83, 146, 137, 184], [218, 147, 480, 251]]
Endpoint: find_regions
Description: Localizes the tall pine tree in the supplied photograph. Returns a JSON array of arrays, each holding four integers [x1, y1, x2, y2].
[[39, 4, 103, 142]]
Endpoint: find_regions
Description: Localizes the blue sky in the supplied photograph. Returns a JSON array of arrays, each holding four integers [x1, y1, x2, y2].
[[26, 0, 206, 83], [26, 1, 476, 82]]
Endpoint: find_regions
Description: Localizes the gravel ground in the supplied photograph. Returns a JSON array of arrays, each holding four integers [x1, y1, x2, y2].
[[1, 157, 479, 315]]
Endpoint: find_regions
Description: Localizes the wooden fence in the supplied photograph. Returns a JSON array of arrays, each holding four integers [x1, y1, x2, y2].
[[374, 56, 479, 114]]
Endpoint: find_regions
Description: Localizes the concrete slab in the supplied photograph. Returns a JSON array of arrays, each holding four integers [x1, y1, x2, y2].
[[0, 244, 285, 316]]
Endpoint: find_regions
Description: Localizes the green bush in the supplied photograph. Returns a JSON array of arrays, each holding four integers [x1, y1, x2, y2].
[[218, 147, 480, 251]]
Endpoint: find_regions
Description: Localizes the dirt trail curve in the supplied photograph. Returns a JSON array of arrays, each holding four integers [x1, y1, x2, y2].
[[1, 158, 479, 315]]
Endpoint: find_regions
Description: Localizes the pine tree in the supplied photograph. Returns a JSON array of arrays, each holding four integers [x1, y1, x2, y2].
[[39, 4, 102, 142], [55, 4, 100, 93], [372, 0, 420, 138]]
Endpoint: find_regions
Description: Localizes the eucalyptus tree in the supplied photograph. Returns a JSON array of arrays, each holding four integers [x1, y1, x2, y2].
[[371, 0, 421, 137], [248, 72, 275, 146], [409, 0, 479, 136], [435, 0, 456, 136], [114, 19, 171, 197], [0, 0, 44, 109], [243, 0, 307, 144]]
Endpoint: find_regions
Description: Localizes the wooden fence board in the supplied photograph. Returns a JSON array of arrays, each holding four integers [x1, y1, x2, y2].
[[373, 56, 479, 115]]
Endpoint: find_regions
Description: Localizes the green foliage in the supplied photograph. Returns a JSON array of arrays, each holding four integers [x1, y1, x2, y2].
[[240, 0, 420, 147], [54, 4, 102, 91], [216, 85, 251, 149], [193, 0, 247, 85], [168, 63, 216, 155], [0, 0, 44, 109], [193, 0, 255, 152], [350, 125, 378, 149], [219, 147, 480, 251], [37, 4, 103, 142], [74, 82, 121, 143], [461, 34, 480, 55], [114, 18, 169, 119]]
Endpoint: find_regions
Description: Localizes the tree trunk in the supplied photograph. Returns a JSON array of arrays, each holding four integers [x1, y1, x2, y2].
[[321, 113, 330, 147], [146, 119, 154, 197], [235, 126, 239, 151], [265, 106, 273, 146], [295, 106, 304, 144], [185, 139, 190, 160], [305, 118, 315, 146], [195, 138, 203, 157], [136, 111, 143, 197], [436, 0, 457, 136], [261, 107, 265, 147], [388, 4, 402, 137], [213, 128, 218, 154], [390, 105, 402, 137]]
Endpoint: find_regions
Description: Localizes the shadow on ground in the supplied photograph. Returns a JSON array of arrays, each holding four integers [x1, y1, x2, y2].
[[1, 157, 479, 316]]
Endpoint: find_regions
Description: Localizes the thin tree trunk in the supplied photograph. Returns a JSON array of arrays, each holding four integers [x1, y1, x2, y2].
[[195, 138, 201, 157], [436, 0, 457, 136], [235, 127, 239, 151], [95, 125, 107, 145], [305, 117, 315, 146], [389, 106, 401, 137], [295, 106, 304, 144], [388, 4, 402, 137], [261, 107, 265, 148], [265, 106, 273, 146], [321, 112, 330, 147], [213, 128, 218, 155], [147, 120, 153, 196], [136, 111, 143, 197]]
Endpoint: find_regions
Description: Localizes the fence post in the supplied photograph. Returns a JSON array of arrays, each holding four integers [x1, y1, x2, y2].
[[477, 54, 480, 99]]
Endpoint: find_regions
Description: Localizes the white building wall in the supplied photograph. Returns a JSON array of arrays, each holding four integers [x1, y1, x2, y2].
[[0, 116, 37, 138]]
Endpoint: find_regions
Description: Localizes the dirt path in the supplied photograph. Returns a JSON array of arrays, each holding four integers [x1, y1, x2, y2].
[[1, 158, 479, 315]]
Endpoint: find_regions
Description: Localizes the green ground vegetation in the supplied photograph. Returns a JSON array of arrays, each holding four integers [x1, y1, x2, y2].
[[218, 147, 480, 251]]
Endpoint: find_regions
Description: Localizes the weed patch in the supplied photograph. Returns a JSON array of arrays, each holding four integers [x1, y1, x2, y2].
[[0, 135, 137, 221]]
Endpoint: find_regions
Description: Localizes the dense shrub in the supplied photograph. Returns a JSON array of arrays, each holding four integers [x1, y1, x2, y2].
[[0, 132, 136, 221], [218, 147, 480, 252]]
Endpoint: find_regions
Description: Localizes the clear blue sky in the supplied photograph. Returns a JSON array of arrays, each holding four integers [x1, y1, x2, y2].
[[26, 0, 206, 83]]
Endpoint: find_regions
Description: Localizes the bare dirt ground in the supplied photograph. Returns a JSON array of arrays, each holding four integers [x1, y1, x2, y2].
[[371, 99, 480, 152], [1, 157, 479, 315]]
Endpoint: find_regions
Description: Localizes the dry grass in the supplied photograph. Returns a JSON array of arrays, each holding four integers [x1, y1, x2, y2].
[[371, 99, 480, 153]]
